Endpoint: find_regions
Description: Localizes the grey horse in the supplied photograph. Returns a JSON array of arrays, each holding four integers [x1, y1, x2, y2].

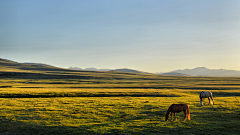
[[199, 91, 214, 106]]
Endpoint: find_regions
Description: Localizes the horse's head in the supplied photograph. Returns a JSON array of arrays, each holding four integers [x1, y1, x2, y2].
[[165, 113, 169, 121]]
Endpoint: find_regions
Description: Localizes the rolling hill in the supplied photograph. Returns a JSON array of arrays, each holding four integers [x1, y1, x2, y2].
[[69, 67, 148, 74], [0, 58, 160, 80], [1, 58, 240, 77], [110, 68, 149, 74]]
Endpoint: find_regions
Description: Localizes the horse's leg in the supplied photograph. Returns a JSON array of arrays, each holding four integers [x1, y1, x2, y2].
[[200, 98, 203, 106], [171, 112, 173, 121], [174, 112, 177, 121], [183, 110, 187, 121], [203, 98, 205, 105], [208, 97, 210, 105]]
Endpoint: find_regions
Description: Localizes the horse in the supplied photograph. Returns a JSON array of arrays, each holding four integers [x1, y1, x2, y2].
[[165, 104, 190, 121], [199, 91, 214, 106]]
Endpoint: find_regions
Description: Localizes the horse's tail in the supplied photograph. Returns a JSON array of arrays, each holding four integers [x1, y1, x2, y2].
[[210, 91, 214, 105], [187, 105, 190, 120]]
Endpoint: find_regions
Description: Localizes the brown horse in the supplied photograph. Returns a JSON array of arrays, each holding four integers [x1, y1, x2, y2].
[[200, 91, 214, 106], [165, 104, 190, 121]]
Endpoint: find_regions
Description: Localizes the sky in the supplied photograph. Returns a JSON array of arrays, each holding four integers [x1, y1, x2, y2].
[[1, 0, 240, 73]]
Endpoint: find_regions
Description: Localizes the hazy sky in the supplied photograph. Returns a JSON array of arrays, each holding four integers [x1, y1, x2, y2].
[[1, 0, 240, 73]]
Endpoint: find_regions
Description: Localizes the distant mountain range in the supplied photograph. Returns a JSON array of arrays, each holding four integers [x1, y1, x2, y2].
[[161, 67, 240, 76], [1, 58, 240, 76], [160, 72, 189, 76], [69, 67, 111, 71], [69, 66, 240, 77], [69, 67, 146, 74]]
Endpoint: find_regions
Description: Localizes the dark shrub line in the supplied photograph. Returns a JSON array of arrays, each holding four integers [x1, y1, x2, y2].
[[0, 92, 179, 98]]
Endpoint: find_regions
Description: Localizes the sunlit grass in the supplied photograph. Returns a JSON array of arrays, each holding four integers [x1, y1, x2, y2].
[[0, 77, 240, 134], [0, 95, 239, 134]]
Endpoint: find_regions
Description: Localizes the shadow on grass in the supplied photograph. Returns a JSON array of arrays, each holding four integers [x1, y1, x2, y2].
[[190, 91, 240, 97], [213, 92, 240, 97], [0, 119, 193, 135], [0, 72, 93, 80], [0, 117, 181, 135], [0, 117, 95, 135], [1, 115, 239, 135]]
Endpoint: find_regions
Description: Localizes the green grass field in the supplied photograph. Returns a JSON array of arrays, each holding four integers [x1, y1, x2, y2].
[[0, 77, 240, 135], [0, 59, 240, 134]]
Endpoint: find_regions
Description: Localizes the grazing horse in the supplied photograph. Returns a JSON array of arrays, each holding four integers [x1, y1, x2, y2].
[[199, 91, 214, 106], [165, 104, 190, 121]]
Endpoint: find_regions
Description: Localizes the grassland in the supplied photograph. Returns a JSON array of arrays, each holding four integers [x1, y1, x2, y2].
[[1, 77, 240, 135], [0, 59, 240, 134]]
